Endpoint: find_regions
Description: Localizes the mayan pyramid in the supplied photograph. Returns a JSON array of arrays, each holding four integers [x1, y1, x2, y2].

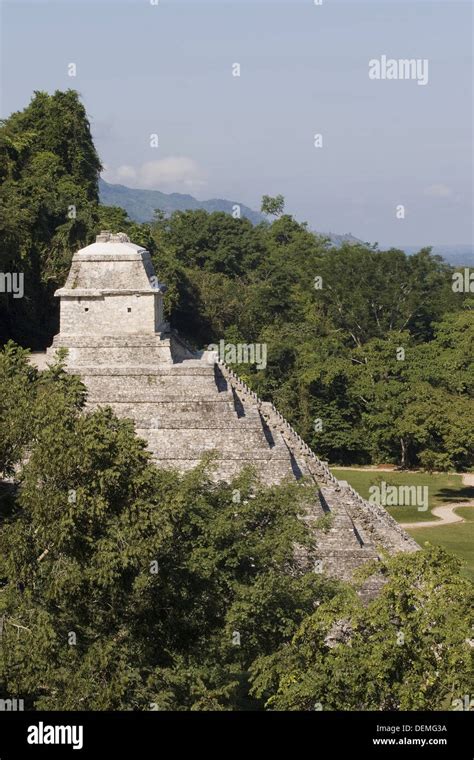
[[44, 232, 418, 587]]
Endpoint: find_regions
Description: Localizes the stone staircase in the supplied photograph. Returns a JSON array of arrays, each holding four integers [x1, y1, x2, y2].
[[214, 356, 419, 593]]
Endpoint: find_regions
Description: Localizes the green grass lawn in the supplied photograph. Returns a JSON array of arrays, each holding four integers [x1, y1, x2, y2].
[[331, 468, 474, 582], [408, 507, 474, 583], [330, 469, 473, 523]]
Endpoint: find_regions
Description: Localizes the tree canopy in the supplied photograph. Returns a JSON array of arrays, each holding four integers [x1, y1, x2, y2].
[[0, 90, 101, 347], [0, 344, 472, 710]]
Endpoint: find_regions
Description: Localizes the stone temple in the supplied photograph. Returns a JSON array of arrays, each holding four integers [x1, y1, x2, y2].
[[41, 232, 418, 587]]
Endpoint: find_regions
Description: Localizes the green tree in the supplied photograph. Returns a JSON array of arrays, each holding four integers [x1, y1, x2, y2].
[[0, 344, 339, 710], [250, 546, 474, 711], [261, 194, 285, 218], [0, 90, 101, 347]]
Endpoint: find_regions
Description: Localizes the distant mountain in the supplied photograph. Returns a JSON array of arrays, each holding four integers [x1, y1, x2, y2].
[[99, 179, 368, 247], [318, 231, 365, 246], [99, 180, 473, 266], [400, 244, 474, 267], [99, 178, 264, 225]]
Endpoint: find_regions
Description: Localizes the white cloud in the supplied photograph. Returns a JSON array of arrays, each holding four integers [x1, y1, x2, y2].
[[103, 157, 206, 191], [116, 165, 138, 182], [424, 184, 453, 198]]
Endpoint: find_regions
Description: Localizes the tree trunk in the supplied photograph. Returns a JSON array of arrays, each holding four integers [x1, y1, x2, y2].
[[400, 437, 406, 468]]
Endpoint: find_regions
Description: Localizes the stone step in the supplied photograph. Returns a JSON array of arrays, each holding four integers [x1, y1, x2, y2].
[[86, 389, 235, 403], [71, 364, 216, 376], [316, 547, 379, 582], [85, 401, 262, 428], [137, 427, 284, 458], [341, 489, 419, 553], [83, 373, 219, 392]]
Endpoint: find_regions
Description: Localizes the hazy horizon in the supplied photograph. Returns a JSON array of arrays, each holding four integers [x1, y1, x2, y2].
[[99, 176, 474, 252]]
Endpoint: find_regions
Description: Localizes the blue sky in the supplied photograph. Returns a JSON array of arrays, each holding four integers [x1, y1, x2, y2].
[[1, 0, 472, 246]]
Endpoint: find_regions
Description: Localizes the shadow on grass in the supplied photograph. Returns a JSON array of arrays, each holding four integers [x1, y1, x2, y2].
[[436, 487, 474, 503]]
